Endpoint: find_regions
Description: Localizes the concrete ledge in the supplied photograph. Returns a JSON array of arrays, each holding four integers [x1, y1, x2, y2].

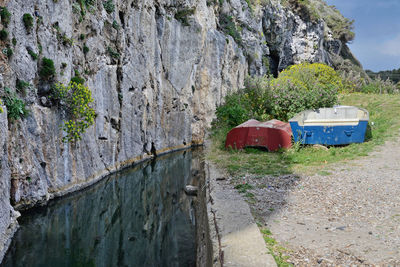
[[206, 161, 277, 267]]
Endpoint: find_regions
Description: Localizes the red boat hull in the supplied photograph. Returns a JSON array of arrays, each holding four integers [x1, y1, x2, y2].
[[225, 119, 292, 151]]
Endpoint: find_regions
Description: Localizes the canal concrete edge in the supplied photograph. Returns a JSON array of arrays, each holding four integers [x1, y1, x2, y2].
[[205, 161, 277, 267]]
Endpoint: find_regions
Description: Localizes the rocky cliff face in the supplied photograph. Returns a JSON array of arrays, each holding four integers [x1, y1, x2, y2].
[[0, 0, 360, 260], [0, 108, 19, 261]]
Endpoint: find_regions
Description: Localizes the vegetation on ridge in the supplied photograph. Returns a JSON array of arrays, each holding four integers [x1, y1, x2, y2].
[[2, 87, 29, 121], [280, 0, 355, 42]]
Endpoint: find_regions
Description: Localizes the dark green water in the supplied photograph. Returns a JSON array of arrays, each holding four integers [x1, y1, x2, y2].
[[2, 149, 206, 267]]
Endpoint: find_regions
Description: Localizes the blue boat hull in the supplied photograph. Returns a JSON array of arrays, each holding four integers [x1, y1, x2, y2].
[[290, 121, 368, 145]]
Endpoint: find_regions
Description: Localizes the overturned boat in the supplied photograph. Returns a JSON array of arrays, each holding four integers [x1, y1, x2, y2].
[[225, 119, 292, 151], [289, 106, 369, 145]]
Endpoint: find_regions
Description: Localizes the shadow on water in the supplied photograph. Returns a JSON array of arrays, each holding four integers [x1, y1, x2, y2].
[[2, 148, 211, 267]]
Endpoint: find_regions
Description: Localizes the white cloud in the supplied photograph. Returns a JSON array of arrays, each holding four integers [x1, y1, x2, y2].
[[381, 34, 400, 56]]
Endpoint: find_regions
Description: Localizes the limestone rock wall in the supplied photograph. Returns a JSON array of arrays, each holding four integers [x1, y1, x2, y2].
[[0, 107, 19, 261], [4, 0, 248, 209], [0, 0, 359, 261]]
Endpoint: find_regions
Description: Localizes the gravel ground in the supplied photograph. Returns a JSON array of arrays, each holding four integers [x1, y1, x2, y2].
[[240, 138, 400, 266]]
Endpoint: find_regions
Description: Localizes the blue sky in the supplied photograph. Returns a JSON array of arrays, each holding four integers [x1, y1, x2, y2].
[[325, 0, 400, 71]]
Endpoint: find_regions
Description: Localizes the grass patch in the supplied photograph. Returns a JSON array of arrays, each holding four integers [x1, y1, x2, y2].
[[234, 183, 254, 193], [208, 93, 400, 176], [317, 170, 332, 176], [260, 228, 293, 267]]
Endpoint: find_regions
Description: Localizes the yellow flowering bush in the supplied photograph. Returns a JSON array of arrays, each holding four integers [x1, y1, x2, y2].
[[270, 63, 342, 120], [272, 62, 343, 91], [52, 82, 95, 143]]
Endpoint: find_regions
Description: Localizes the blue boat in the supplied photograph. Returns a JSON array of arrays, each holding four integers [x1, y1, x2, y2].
[[289, 106, 369, 145]]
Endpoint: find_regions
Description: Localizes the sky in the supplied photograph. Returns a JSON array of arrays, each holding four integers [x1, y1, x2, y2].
[[325, 0, 400, 71]]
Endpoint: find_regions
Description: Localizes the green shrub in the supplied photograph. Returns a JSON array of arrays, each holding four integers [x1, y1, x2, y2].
[[216, 93, 251, 128], [83, 45, 89, 54], [2, 87, 29, 121], [0, 29, 8, 41], [107, 46, 120, 59], [0, 99, 3, 113], [215, 63, 342, 129], [27, 48, 38, 60], [112, 20, 120, 30], [3, 47, 12, 58], [273, 63, 343, 90], [71, 70, 85, 84], [52, 82, 95, 142], [219, 14, 241, 44], [360, 76, 398, 94], [23, 13, 34, 33], [57, 32, 73, 46], [16, 79, 30, 95], [174, 8, 195, 26], [103, 0, 115, 14], [338, 69, 367, 93], [214, 77, 274, 129], [12, 37, 16, 45], [40, 57, 56, 80], [0, 7, 11, 28], [270, 63, 341, 120]]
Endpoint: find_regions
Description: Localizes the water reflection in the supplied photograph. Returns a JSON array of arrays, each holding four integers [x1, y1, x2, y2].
[[3, 149, 204, 267]]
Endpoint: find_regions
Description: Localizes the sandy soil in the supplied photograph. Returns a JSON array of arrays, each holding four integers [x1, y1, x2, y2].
[[242, 138, 400, 266]]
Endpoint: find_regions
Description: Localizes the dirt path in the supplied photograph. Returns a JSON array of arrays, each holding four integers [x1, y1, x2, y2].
[[246, 138, 400, 266]]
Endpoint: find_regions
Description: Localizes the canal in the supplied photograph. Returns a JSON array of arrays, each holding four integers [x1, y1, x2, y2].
[[2, 148, 211, 267]]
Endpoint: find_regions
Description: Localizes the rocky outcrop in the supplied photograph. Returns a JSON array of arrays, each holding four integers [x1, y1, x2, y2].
[[0, 0, 361, 261]]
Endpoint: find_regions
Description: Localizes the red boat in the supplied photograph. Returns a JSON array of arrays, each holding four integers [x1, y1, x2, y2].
[[225, 119, 292, 151]]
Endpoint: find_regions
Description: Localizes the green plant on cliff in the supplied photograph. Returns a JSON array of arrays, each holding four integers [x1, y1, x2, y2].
[[52, 82, 95, 142], [2, 87, 29, 121], [107, 46, 120, 59], [282, 0, 354, 43], [70, 69, 85, 85], [83, 44, 89, 54], [27, 47, 38, 60], [174, 8, 196, 26], [23, 13, 34, 33], [16, 79, 30, 95], [39, 57, 56, 80], [2, 46, 13, 58], [0, 99, 3, 113], [112, 20, 120, 30], [219, 14, 242, 44], [103, 0, 115, 14], [0, 7, 11, 28], [0, 29, 8, 41]]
